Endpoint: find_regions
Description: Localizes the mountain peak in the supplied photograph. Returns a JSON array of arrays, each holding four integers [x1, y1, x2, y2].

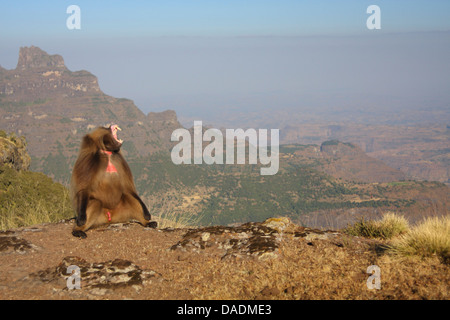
[[16, 46, 66, 70]]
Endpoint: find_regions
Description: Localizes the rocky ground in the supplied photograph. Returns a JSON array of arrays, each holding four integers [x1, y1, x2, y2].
[[0, 217, 448, 300]]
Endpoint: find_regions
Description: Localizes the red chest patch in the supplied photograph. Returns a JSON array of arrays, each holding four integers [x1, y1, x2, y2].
[[101, 150, 118, 173]]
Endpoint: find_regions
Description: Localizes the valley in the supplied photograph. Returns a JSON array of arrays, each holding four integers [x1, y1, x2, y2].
[[0, 46, 448, 228]]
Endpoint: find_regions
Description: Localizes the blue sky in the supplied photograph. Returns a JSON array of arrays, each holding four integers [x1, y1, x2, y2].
[[1, 1, 449, 122], [1, 0, 450, 38]]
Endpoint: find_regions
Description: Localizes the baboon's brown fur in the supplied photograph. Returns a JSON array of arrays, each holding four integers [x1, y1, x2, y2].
[[71, 125, 156, 238]]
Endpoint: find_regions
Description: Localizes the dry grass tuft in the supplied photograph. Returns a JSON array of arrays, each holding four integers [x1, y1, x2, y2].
[[152, 210, 202, 229], [344, 212, 409, 240], [389, 215, 450, 264]]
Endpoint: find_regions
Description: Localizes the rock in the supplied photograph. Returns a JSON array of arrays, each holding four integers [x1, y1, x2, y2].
[[0, 132, 31, 171], [31, 256, 161, 294], [17, 46, 66, 70], [201, 232, 210, 242], [170, 222, 280, 259], [304, 230, 329, 241], [0, 232, 36, 254], [170, 217, 339, 259], [261, 217, 292, 232], [147, 110, 178, 124]]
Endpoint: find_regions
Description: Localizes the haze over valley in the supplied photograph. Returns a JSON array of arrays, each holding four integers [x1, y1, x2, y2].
[[0, 46, 448, 228]]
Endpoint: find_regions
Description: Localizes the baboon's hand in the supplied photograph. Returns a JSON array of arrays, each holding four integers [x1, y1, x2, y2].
[[72, 230, 87, 238], [145, 221, 158, 229]]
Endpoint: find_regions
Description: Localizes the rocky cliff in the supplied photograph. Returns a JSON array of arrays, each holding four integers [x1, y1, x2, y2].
[[0, 130, 30, 171], [1, 46, 100, 100], [17, 46, 65, 70], [0, 46, 183, 182], [284, 140, 406, 183], [280, 122, 450, 185], [318, 140, 406, 183]]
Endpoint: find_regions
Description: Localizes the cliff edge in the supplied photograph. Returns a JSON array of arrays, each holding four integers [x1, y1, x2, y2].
[[0, 217, 448, 300]]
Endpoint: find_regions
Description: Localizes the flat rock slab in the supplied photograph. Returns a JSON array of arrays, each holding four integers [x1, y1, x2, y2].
[[170, 217, 339, 259], [30, 256, 161, 296], [0, 231, 37, 254]]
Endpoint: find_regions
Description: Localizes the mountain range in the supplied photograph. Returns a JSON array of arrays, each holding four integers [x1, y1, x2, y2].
[[191, 105, 449, 185], [1, 46, 448, 227]]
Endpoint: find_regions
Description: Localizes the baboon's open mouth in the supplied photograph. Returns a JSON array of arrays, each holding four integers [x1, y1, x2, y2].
[[110, 124, 123, 144]]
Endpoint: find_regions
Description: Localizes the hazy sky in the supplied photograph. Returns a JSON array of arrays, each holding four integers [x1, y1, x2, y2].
[[2, 1, 450, 37], [1, 1, 449, 121]]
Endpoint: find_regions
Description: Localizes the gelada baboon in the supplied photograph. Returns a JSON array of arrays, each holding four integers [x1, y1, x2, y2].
[[71, 124, 157, 238]]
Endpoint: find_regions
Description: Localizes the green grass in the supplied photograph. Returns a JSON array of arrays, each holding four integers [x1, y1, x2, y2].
[[0, 165, 73, 230], [387, 181, 411, 186], [129, 154, 408, 226]]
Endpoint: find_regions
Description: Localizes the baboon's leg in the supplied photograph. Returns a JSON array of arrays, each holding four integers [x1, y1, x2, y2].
[[72, 199, 103, 238], [74, 191, 88, 227], [119, 193, 157, 228], [131, 192, 151, 221]]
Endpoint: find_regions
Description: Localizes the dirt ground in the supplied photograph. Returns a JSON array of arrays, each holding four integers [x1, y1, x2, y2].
[[0, 218, 448, 300]]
